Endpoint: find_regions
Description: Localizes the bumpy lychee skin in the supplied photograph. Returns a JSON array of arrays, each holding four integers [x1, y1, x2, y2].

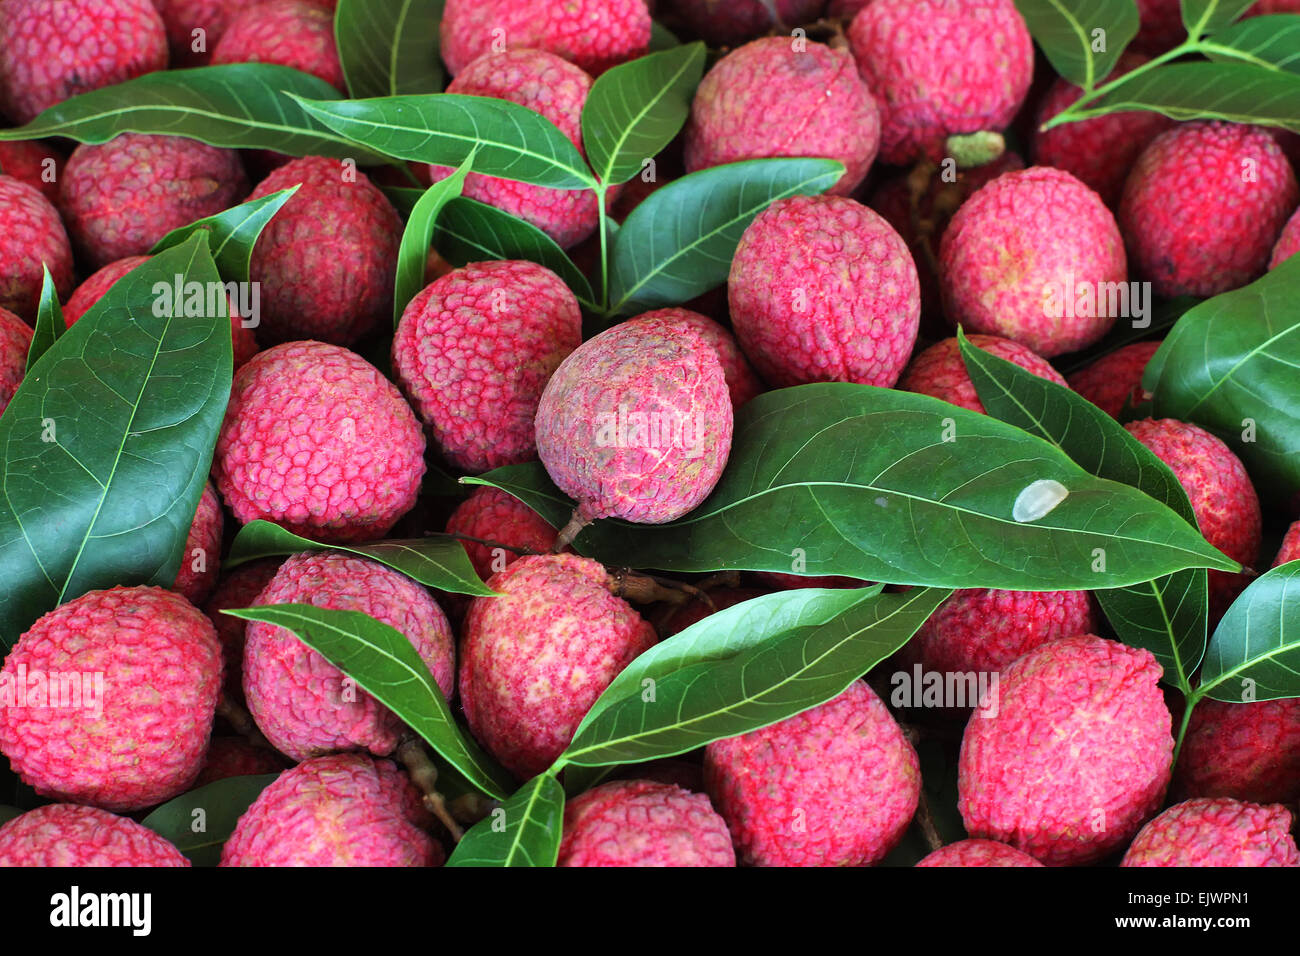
[[634, 308, 764, 407], [212, 0, 343, 90], [393, 260, 581, 473], [1121, 798, 1299, 867], [214, 341, 425, 543], [664, 0, 824, 46], [445, 487, 559, 583], [460, 554, 658, 779], [0, 804, 189, 867], [684, 37, 880, 197], [154, 0, 263, 67], [558, 779, 736, 867], [0, 140, 62, 202], [0, 174, 74, 321], [1276, 521, 1300, 567], [0, 306, 33, 415], [705, 680, 920, 867], [173, 479, 223, 607], [536, 315, 733, 525], [1065, 341, 1162, 419], [194, 736, 289, 787], [940, 167, 1128, 357], [899, 334, 1067, 414], [58, 134, 248, 269], [440, 0, 651, 77], [1270, 205, 1300, 269], [915, 839, 1044, 867], [1120, 122, 1298, 298], [204, 558, 281, 701], [244, 552, 455, 762], [0, 586, 222, 812], [0, 0, 168, 125], [1175, 698, 1300, 805], [246, 156, 402, 345], [958, 634, 1173, 867], [848, 0, 1034, 165], [221, 754, 442, 867], [729, 195, 920, 388]]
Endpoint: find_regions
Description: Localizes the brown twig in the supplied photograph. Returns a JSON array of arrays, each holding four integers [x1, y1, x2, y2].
[[395, 736, 464, 842], [216, 695, 278, 754]]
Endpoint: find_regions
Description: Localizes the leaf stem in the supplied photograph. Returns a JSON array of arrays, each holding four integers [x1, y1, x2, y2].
[[1041, 38, 1203, 131], [1171, 692, 1199, 768], [596, 183, 611, 313]]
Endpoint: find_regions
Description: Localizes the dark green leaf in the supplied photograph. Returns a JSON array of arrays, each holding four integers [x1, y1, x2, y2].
[[1197, 560, 1300, 703], [141, 774, 279, 867], [150, 187, 300, 285], [335, 0, 445, 98], [394, 151, 473, 326], [25, 265, 63, 372], [648, 21, 682, 52], [1013, 0, 1138, 88], [1087, 61, 1300, 131], [1205, 14, 1300, 73], [1183, 0, 1256, 39], [446, 773, 565, 867]]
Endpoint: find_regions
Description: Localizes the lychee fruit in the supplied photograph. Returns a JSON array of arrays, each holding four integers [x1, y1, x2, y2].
[[557, 779, 736, 867], [1174, 697, 1300, 805], [684, 37, 880, 197], [220, 753, 442, 866], [958, 634, 1173, 866], [0, 139, 62, 202], [940, 166, 1128, 357], [0, 586, 222, 812], [633, 307, 764, 407], [1270, 204, 1300, 269], [899, 334, 1067, 415], [915, 839, 1044, 867], [847, 0, 1034, 165], [1275, 521, 1300, 567], [203, 558, 281, 702], [392, 260, 582, 473], [1119, 122, 1298, 298], [212, 0, 343, 90], [153, 0, 263, 67], [663, 0, 824, 46], [0, 0, 168, 125], [728, 195, 919, 388], [752, 571, 867, 590], [243, 552, 455, 762], [440, 0, 651, 77], [1065, 341, 1162, 419], [459, 554, 658, 778], [0, 173, 74, 321], [172, 479, 223, 607], [245, 156, 403, 345], [705, 679, 919, 867], [535, 314, 733, 530], [213, 340, 426, 543], [194, 736, 289, 787], [1132, 0, 1186, 54], [0, 804, 189, 867], [1121, 798, 1299, 867], [0, 305, 33, 414], [444, 486, 559, 583]]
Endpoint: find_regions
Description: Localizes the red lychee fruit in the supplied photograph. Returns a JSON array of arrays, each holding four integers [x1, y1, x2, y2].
[[212, 0, 343, 90], [0, 139, 62, 202], [460, 554, 658, 778], [899, 334, 1067, 415], [0, 804, 189, 867], [0, 586, 222, 812], [440, 0, 651, 77], [558, 779, 736, 867], [752, 571, 866, 590], [634, 308, 764, 408], [958, 634, 1173, 866], [0, 0, 168, 125], [392, 260, 582, 473], [663, 0, 823, 46], [847, 0, 1033, 165], [153, 0, 263, 67], [1270, 204, 1300, 269], [0, 305, 32, 414], [244, 552, 455, 761], [728, 195, 920, 388], [221, 753, 442, 866], [194, 736, 289, 787], [444, 486, 559, 583], [915, 839, 1044, 867], [203, 558, 281, 702], [940, 167, 1128, 357], [659, 586, 768, 637], [172, 479, 222, 607], [684, 37, 880, 197], [705, 679, 919, 867], [1275, 521, 1300, 567], [0, 173, 74, 321], [1121, 798, 1299, 867], [828, 0, 870, 16], [1132, 0, 1185, 54], [1119, 122, 1298, 298], [1065, 341, 1162, 419], [245, 156, 402, 345], [213, 341, 426, 543], [1175, 697, 1300, 805]]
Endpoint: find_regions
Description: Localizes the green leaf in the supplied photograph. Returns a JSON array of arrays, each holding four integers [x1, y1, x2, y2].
[[1197, 560, 1300, 703], [0, 236, 230, 645], [150, 187, 300, 285], [0, 65, 385, 161], [446, 773, 565, 867], [25, 265, 63, 372], [1088, 61, 1300, 131], [1013, 0, 1138, 88], [1183, 0, 1256, 39], [560, 587, 950, 767], [1204, 14, 1300, 73], [608, 158, 842, 315], [648, 20, 682, 52], [583, 42, 705, 187], [225, 519, 494, 596], [225, 604, 513, 799], [1146, 255, 1300, 502], [394, 150, 474, 326], [291, 93, 597, 189], [335, 0, 445, 98], [471, 383, 1239, 590], [140, 774, 279, 867]]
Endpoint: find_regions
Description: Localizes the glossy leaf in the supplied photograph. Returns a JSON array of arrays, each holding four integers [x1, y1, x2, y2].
[[394, 151, 473, 325], [1205, 14, 1300, 73], [1183, 0, 1257, 38], [150, 187, 300, 285], [1198, 561, 1300, 702], [335, 0, 445, 98], [1013, 0, 1138, 87], [1087, 61, 1300, 131], [25, 265, 63, 372], [446, 773, 565, 867], [141, 774, 279, 867]]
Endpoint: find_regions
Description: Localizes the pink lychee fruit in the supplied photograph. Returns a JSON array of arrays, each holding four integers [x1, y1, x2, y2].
[[940, 166, 1128, 357], [728, 195, 920, 388], [1065, 341, 1162, 419], [1119, 122, 1298, 298], [0, 804, 189, 867], [558, 779, 736, 867], [0, 305, 33, 414], [0, 173, 74, 321], [0, 0, 168, 125], [663, 0, 824, 46], [634, 308, 764, 408], [440, 0, 651, 77], [1275, 521, 1300, 567], [1270, 204, 1300, 269], [705, 679, 920, 867], [172, 479, 223, 607], [660, 586, 768, 637], [847, 0, 1034, 165], [1121, 798, 1299, 867], [220, 753, 442, 866], [392, 259, 582, 473], [684, 37, 880, 197], [153, 0, 263, 67], [460, 554, 658, 778], [915, 839, 1044, 867], [213, 341, 426, 543], [194, 736, 289, 787], [203, 558, 281, 702], [0, 586, 222, 812], [958, 634, 1173, 866], [243, 552, 455, 762], [212, 0, 343, 90], [1132, 0, 1185, 54], [899, 334, 1067, 415], [444, 486, 559, 583], [1174, 697, 1300, 805], [0, 140, 62, 203]]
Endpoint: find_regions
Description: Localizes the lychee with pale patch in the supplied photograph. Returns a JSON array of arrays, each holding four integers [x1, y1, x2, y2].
[[1121, 798, 1299, 867], [0, 804, 189, 866]]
